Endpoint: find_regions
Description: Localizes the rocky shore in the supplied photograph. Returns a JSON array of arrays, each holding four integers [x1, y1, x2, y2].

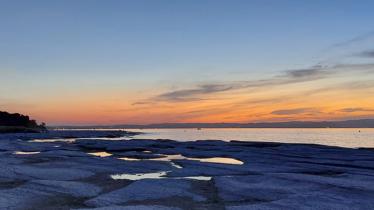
[[0, 130, 374, 210]]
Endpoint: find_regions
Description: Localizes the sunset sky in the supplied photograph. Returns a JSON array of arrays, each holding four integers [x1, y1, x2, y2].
[[1, 0, 374, 125]]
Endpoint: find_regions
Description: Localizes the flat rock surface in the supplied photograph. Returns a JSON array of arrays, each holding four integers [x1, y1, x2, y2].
[[26, 180, 102, 198], [85, 179, 206, 207], [0, 130, 373, 209], [75, 205, 181, 210]]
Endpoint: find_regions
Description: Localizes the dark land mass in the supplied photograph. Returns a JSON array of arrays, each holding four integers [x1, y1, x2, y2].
[[55, 119, 374, 129], [0, 111, 46, 133]]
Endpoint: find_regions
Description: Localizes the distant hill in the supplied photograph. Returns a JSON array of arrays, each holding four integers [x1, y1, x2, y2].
[[55, 119, 374, 129], [0, 111, 46, 133]]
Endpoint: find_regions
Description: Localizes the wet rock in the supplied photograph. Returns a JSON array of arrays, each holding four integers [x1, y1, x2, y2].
[[2, 131, 374, 209], [0, 180, 101, 209], [273, 172, 374, 191], [85, 179, 206, 207], [13, 165, 95, 180], [227, 187, 374, 210], [40, 149, 92, 158], [0, 187, 49, 209], [215, 175, 326, 202], [75, 205, 181, 210], [227, 203, 295, 210], [26, 180, 102, 197], [76, 139, 156, 152], [115, 151, 167, 159]]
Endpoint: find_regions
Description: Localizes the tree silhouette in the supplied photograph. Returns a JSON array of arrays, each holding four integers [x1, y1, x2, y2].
[[0, 111, 46, 129]]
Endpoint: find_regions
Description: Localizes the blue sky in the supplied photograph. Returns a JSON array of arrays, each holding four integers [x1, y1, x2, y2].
[[1, 0, 374, 124]]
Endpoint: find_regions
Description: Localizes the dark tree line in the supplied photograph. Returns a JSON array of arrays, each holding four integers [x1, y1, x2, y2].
[[0, 111, 46, 129]]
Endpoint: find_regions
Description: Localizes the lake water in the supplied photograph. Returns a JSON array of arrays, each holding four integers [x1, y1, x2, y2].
[[126, 128, 374, 148]]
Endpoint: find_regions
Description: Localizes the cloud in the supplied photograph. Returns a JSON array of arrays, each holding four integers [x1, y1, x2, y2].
[[136, 61, 374, 104], [138, 38, 374, 103], [151, 66, 330, 102], [338, 107, 374, 113], [283, 66, 327, 79], [318, 31, 374, 66], [330, 30, 374, 49], [155, 84, 234, 102], [271, 108, 319, 115], [131, 101, 155, 106], [356, 50, 374, 58], [244, 66, 330, 88]]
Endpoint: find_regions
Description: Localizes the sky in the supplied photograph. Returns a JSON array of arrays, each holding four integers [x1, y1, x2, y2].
[[1, 0, 374, 125]]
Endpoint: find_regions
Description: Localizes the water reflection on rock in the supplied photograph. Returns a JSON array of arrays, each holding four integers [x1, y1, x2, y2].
[[118, 153, 244, 165], [13, 151, 40, 155], [88, 151, 112, 157], [111, 171, 168, 180]]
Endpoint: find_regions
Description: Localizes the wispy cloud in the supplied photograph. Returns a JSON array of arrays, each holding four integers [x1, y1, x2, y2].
[[318, 30, 374, 66], [271, 108, 320, 115], [137, 31, 374, 106], [355, 50, 374, 58], [330, 30, 374, 49], [151, 66, 330, 102], [155, 84, 234, 102], [131, 101, 155, 106], [283, 66, 328, 79], [134, 62, 374, 106], [338, 107, 374, 113]]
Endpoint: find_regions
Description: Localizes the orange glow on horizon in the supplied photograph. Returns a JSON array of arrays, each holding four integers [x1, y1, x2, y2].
[[8, 84, 372, 125], [3, 70, 374, 125]]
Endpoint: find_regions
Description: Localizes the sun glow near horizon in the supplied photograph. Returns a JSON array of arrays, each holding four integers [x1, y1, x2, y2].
[[18, 72, 374, 126]]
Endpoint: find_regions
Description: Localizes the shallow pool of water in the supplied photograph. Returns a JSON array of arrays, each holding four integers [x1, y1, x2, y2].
[[13, 151, 40, 155], [117, 153, 243, 165]]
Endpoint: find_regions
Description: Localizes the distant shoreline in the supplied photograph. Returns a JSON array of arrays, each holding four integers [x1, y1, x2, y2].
[[52, 118, 374, 129], [0, 126, 46, 133]]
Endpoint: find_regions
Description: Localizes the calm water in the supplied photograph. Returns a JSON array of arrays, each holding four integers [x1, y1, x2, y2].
[[126, 128, 374, 148]]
